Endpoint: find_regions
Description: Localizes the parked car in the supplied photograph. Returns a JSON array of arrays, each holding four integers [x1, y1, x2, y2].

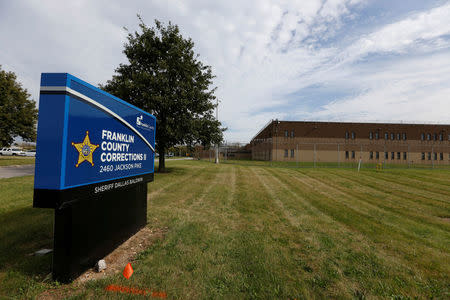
[[24, 150, 36, 157], [0, 148, 26, 156]]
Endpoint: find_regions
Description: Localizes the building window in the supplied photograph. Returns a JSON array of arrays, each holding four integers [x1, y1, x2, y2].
[[440, 153, 443, 160], [427, 133, 431, 141], [352, 151, 355, 159], [439, 133, 443, 141], [421, 152, 425, 160], [369, 132, 373, 140], [284, 130, 288, 138], [375, 132, 379, 140], [434, 152, 437, 160], [428, 152, 431, 160], [391, 152, 395, 160], [397, 133, 401, 140], [284, 149, 288, 157], [345, 151, 349, 159], [351, 132, 355, 139], [376, 151, 379, 159], [434, 133, 438, 141], [385, 132, 389, 140], [385, 152, 388, 159], [345, 131, 349, 139], [391, 133, 395, 140], [421, 133, 425, 141], [291, 149, 294, 158], [403, 152, 407, 160], [291, 131, 294, 138], [370, 151, 373, 159], [397, 152, 400, 160]]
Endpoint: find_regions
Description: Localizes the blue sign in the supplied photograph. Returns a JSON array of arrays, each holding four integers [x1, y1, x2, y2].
[[34, 73, 156, 191]]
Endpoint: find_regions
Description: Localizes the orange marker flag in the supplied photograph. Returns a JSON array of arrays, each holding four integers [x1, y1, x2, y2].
[[123, 263, 134, 279]]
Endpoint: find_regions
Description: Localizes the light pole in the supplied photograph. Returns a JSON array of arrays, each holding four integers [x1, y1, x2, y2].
[[215, 98, 219, 164]]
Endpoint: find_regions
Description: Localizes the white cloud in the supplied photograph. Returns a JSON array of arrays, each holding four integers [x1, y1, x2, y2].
[[340, 3, 450, 62], [309, 52, 450, 123]]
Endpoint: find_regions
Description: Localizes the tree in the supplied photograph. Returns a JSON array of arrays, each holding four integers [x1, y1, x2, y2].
[[0, 66, 38, 147], [101, 17, 223, 172]]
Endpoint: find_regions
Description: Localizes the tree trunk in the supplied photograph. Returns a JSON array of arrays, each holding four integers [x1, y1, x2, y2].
[[158, 149, 166, 172]]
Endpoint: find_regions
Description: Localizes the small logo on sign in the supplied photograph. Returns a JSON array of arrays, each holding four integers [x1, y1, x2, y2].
[[136, 115, 143, 126], [136, 115, 154, 131], [72, 131, 99, 167]]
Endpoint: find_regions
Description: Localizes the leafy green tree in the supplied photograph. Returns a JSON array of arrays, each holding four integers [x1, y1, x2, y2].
[[102, 17, 223, 172], [0, 66, 38, 147]]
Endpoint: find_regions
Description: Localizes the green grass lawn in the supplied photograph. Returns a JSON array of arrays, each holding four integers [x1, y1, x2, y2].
[[0, 156, 35, 166], [0, 160, 449, 299]]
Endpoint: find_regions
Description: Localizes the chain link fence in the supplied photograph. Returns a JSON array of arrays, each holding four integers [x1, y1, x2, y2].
[[197, 141, 450, 170]]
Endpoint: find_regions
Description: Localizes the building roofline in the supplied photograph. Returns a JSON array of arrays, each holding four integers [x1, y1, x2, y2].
[[270, 120, 450, 126], [250, 119, 275, 142], [250, 119, 450, 142]]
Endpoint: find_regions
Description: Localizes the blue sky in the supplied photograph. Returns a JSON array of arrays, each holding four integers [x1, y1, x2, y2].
[[1, 0, 450, 142]]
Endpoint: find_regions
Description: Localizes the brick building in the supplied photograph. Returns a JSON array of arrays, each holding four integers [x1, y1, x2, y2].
[[250, 120, 450, 165]]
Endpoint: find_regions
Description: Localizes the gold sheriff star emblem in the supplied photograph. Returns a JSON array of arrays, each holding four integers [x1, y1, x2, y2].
[[72, 131, 99, 167]]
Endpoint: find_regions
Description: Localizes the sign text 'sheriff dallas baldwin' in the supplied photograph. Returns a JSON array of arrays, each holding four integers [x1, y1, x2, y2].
[[33, 73, 155, 282]]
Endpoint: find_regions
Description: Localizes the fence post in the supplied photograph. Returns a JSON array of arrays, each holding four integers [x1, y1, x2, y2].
[[296, 143, 299, 168], [407, 144, 410, 168], [314, 143, 316, 168], [432, 146, 434, 169], [360, 144, 363, 169], [337, 143, 340, 168]]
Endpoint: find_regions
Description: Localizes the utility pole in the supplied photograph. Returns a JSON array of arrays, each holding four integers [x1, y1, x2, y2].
[[215, 98, 219, 164]]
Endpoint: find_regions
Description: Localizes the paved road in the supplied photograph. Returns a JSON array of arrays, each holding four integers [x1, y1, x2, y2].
[[0, 165, 35, 179]]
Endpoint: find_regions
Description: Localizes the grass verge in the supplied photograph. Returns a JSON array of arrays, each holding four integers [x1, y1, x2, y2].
[[0, 157, 35, 166]]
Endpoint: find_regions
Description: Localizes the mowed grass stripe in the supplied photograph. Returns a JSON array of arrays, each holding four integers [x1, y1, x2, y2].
[[253, 167, 431, 297], [302, 169, 450, 254], [296, 168, 450, 235], [363, 170, 450, 197], [388, 169, 450, 188], [149, 162, 208, 198], [264, 167, 449, 277], [359, 169, 450, 201], [296, 169, 450, 256], [143, 163, 242, 298], [324, 169, 450, 224], [250, 166, 376, 298], [282, 168, 449, 255], [229, 166, 312, 298], [250, 166, 301, 228], [326, 169, 449, 210], [268, 168, 449, 296], [255, 166, 379, 251], [144, 163, 314, 298]]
